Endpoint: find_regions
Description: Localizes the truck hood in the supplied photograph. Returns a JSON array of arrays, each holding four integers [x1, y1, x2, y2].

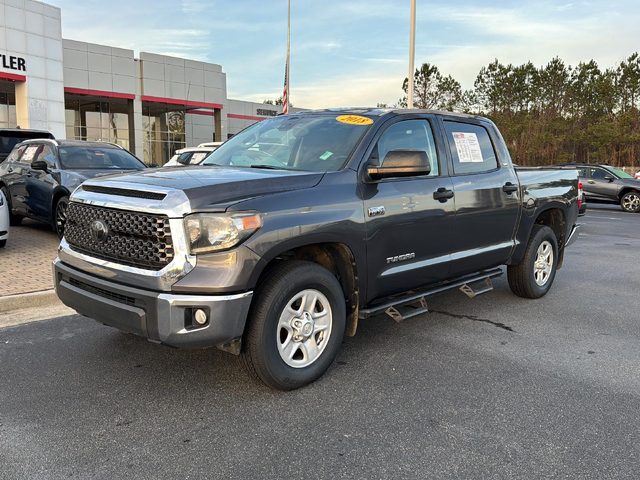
[[79, 166, 324, 211]]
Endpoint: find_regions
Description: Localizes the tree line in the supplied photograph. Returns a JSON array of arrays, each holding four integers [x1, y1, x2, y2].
[[398, 54, 640, 167]]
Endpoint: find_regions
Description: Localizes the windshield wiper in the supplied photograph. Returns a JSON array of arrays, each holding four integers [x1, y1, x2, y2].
[[248, 164, 290, 170]]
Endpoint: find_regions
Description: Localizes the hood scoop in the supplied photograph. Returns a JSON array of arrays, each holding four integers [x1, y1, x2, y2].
[[81, 185, 167, 201]]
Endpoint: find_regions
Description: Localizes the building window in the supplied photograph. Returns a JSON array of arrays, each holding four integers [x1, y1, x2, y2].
[[64, 98, 130, 151], [142, 105, 185, 165], [0, 92, 17, 128]]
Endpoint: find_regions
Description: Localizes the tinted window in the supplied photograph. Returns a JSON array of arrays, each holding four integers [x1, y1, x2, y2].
[[375, 119, 439, 176], [444, 121, 498, 175], [576, 167, 587, 178], [37, 145, 56, 166], [0, 131, 53, 154], [58, 147, 145, 170], [589, 168, 608, 179]]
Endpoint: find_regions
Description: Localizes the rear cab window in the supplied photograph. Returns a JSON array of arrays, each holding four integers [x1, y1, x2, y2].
[[443, 121, 498, 175]]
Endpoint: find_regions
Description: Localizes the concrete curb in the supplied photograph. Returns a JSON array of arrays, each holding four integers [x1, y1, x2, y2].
[[0, 290, 61, 313]]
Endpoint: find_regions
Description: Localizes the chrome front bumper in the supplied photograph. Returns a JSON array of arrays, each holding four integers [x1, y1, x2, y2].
[[54, 258, 253, 350]]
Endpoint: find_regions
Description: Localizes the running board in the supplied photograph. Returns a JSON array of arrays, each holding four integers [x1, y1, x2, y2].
[[359, 268, 503, 322]]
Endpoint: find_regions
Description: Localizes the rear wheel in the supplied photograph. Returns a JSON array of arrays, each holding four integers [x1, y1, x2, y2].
[[54, 196, 69, 238], [241, 261, 346, 390], [1, 186, 23, 226], [508, 225, 559, 299], [620, 191, 640, 213]]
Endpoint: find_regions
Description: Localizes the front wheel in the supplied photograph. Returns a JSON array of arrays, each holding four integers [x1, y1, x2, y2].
[[508, 225, 559, 299], [620, 191, 640, 213], [241, 260, 346, 390], [54, 196, 69, 239]]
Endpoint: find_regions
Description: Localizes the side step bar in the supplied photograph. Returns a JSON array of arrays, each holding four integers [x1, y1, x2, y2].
[[359, 268, 504, 323]]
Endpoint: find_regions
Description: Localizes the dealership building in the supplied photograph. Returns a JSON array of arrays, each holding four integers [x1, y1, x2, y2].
[[0, 0, 299, 165]]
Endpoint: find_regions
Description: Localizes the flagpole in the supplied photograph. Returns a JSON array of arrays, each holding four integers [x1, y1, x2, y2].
[[408, 0, 416, 109], [284, 0, 291, 114]]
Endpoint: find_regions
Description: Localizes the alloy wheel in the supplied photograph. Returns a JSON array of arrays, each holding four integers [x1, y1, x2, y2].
[[276, 289, 333, 368], [533, 240, 554, 287]]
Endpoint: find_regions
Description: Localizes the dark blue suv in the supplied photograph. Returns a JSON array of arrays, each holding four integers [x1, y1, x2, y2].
[[0, 139, 146, 237]]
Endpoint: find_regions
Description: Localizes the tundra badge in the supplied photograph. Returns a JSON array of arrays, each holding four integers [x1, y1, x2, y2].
[[386, 253, 416, 264], [368, 206, 385, 217]]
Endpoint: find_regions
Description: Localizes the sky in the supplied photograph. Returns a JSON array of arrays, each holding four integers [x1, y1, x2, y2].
[[48, 0, 640, 108]]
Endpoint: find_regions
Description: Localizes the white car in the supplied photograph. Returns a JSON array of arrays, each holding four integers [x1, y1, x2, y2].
[[635, 170, 640, 180], [197, 141, 223, 148], [164, 147, 217, 167], [0, 188, 9, 248]]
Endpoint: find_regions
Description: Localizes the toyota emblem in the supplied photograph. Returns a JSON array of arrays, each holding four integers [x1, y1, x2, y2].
[[90, 219, 109, 243]]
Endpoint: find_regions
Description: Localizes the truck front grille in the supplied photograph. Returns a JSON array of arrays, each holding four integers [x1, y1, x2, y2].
[[65, 203, 174, 271]]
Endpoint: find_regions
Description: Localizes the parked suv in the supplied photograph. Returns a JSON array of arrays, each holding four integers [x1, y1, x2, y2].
[[557, 163, 640, 213], [54, 109, 580, 390], [0, 128, 54, 163], [0, 140, 146, 237]]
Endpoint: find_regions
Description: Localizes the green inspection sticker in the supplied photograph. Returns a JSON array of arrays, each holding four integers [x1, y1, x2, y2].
[[319, 151, 334, 161]]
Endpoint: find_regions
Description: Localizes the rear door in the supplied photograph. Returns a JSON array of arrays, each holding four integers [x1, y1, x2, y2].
[[441, 119, 520, 277], [362, 115, 456, 301]]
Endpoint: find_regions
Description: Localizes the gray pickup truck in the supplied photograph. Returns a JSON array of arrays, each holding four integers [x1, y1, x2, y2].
[[54, 108, 580, 390]]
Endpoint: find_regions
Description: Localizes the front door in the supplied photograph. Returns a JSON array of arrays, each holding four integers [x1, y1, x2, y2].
[[25, 144, 57, 219], [362, 117, 456, 302], [6, 143, 41, 215], [585, 167, 618, 201], [441, 119, 520, 277]]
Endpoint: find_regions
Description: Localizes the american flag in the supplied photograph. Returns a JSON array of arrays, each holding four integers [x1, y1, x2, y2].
[[283, 62, 289, 114]]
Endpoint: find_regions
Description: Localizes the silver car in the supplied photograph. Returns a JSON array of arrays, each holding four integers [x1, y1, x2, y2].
[[0, 188, 9, 248]]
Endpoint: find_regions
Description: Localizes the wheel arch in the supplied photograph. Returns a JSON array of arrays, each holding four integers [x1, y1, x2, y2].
[[619, 187, 639, 199], [51, 187, 70, 212], [254, 241, 361, 337]]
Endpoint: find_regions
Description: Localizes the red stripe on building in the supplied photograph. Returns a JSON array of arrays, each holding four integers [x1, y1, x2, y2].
[[64, 87, 136, 100], [0, 72, 27, 82], [142, 95, 223, 110], [186, 109, 216, 117], [227, 114, 268, 121]]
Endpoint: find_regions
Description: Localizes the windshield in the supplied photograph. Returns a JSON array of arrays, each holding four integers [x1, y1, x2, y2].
[[201, 114, 373, 172], [608, 167, 633, 179], [58, 146, 145, 170]]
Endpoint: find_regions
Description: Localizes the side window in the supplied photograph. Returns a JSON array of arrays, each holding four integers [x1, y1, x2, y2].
[[36, 145, 56, 166], [20, 145, 41, 164], [7, 145, 26, 163], [375, 119, 439, 176], [444, 121, 498, 175], [576, 168, 587, 178], [589, 168, 607, 180]]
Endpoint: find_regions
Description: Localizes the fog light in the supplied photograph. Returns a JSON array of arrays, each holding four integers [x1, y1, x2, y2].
[[194, 309, 208, 325]]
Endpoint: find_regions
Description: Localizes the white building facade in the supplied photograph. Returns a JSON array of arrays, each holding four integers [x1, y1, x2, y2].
[[0, 0, 299, 165]]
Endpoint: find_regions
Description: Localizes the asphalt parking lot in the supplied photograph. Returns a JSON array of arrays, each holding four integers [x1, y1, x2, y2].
[[1, 204, 639, 479]]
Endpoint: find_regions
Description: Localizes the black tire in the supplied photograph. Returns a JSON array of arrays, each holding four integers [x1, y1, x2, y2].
[[241, 260, 346, 390], [54, 196, 69, 239], [1, 186, 23, 226], [508, 225, 559, 299], [620, 191, 640, 213]]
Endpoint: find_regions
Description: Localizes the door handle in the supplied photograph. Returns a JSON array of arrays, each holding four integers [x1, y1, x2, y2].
[[503, 182, 518, 194], [433, 187, 454, 201]]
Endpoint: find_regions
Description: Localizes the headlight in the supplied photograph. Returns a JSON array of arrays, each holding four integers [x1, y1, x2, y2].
[[183, 212, 263, 254]]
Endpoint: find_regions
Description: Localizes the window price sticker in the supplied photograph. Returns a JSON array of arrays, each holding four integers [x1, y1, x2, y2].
[[452, 132, 483, 163], [22, 146, 39, 162]]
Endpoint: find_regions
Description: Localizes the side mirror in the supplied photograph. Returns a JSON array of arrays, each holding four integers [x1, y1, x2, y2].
[[603, 175, 614, 182], [366, 149, 431, 181], [31, 160, 50, 172]]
